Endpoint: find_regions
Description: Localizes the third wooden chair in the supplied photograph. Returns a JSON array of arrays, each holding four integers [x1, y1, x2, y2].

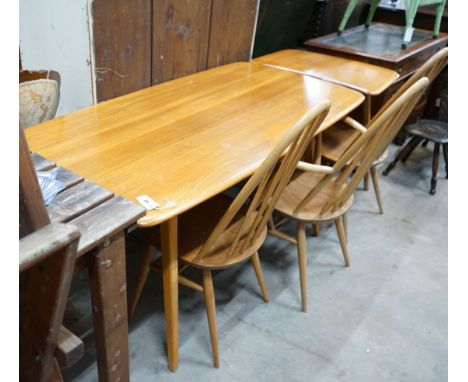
[[272, 77, 429, 312]]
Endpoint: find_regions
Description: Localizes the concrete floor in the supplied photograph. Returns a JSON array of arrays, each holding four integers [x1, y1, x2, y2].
[[63, 142, 447, 382]]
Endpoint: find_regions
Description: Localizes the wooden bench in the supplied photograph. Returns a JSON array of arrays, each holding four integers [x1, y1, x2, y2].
[[20, 126, 145, 381]]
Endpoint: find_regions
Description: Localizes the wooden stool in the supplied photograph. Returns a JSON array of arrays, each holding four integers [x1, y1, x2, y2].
[[383, 88, 447, 194]]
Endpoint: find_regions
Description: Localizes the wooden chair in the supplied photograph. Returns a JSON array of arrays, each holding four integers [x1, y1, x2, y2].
[[272, 78, 429, 313], [19, 69, 61, 127], [129, 102, 331, 368], [383, 88, 447, 194], [321, 47, 448, 214], [337, 0, 447, 48], [19, 125, 79, 382]]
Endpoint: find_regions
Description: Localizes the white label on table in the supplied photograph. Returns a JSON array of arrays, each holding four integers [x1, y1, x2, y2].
[[136, 195, 160, 210]]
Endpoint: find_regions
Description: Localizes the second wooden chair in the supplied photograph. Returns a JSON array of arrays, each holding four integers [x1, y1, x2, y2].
[[272, 77, 429, 312], [129, 101, 331, 368]]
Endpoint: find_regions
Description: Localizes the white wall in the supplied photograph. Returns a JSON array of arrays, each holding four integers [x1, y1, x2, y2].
[[19, 0, 95, 116]]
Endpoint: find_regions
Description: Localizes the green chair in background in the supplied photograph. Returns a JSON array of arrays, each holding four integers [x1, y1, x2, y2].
[[337, 0, 447, 48]]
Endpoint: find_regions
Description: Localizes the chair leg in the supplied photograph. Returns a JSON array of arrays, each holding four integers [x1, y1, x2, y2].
[[442, 143, 448, 179], [202, 269, 220, 368], [311, 223, 320, 236], [335, 217, 350, 267], [365, 0, 380, 27], [430, 143, 440, 195], [401, 136, 422, 163], [363, 172, 370, 191], [128, 244, 156, 319], [370, 166, 384, 214], [433, 0, 445, 38], [250, 252, 270, 303], [338, 0, 359, 34], [402, 4, 417, 48], [297, 222, 308, 313], [383, 136, 421, 176], [342, 211, 348, 244]]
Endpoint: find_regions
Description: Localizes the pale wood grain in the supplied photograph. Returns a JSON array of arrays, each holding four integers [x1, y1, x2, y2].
[[254, 49, 399, 95], [26, 62, 364, 228]]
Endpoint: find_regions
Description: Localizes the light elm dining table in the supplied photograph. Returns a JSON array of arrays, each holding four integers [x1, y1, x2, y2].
[[26, 61, 365, 373]]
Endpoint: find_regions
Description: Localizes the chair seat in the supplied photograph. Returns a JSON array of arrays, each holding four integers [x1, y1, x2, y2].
[[405, 119, 448, 143], [322, 123, 387, 166], [322, 122, 360, 163], [275, 170, 353, 223], [148, 195, 267, 270]]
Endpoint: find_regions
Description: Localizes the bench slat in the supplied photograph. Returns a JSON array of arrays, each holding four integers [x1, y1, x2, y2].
[[55, 167, 84, 190], [48, 181, 114, 224], [32, 153, 56, 171], [69, 197, 145, 256]]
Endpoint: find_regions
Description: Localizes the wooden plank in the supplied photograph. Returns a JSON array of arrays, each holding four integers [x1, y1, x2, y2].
[[152, 0, 212, 84], [19, 223, 80, 273], [55, 326, 84, 368], [55, 167, 84, 190], [88, 232, 129, 381], [92, 0, 152, 102], [207, 0, 258, 68], [32, 152, 56, 171], [68, 196, 145, 256], [48, 181, 114, 224]]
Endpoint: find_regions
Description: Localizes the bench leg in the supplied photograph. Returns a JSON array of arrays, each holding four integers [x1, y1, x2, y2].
[[88, 232, 130, 382]]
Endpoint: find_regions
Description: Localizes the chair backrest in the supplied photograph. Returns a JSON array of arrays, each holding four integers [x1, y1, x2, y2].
[[294, 77, 430, 216], [19, 70, 61, 128], [194, 101, 331, 262], [372, 47, 448, 122]]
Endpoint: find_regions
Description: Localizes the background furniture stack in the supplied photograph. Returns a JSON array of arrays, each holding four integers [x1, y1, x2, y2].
[[337, 0, 447, 48]]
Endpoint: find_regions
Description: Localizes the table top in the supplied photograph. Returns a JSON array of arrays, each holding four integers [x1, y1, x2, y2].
[[26, 62, 364, 228], [253, 49, 399, 96], [304, 23, 448, 65]]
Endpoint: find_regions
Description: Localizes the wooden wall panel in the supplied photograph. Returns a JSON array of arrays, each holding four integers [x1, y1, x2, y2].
[[207, 0, 258, 68], [253, 0, 315, 58], [152, 0, 212, 84], [93, 0, 152, 102]]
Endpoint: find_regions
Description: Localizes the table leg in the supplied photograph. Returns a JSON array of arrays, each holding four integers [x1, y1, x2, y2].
[[88, 232, 130, 382], [363, 94, 372, 125], [161, 217, 179, 372]]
